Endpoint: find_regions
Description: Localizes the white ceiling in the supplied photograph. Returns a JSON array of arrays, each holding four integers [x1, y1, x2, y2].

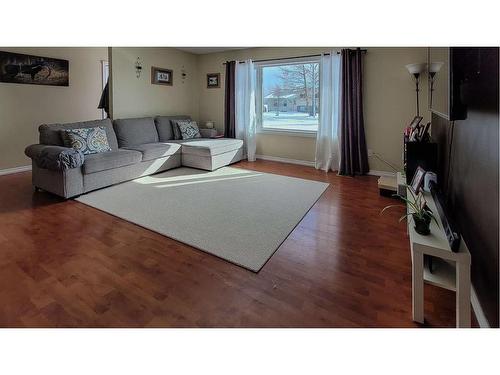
[[176, 47, 247, 55]]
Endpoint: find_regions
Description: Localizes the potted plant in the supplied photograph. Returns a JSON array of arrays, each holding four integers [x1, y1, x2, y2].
[[381, 186, 439, 235]]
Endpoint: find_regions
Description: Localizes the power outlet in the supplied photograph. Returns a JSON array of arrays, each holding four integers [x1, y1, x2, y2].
[[367, 149, 374, 157]]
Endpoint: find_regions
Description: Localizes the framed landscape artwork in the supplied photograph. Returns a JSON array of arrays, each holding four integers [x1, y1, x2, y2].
[[207, 73, 220, 88], [151, 66, 173, 85], [0, 50, 69, 86]]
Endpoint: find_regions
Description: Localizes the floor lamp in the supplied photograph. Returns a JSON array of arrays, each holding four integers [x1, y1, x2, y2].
[[428, 62, 444, 109], [405, 63, 427, 117]]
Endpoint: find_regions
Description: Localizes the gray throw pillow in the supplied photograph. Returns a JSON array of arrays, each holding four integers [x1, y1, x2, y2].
[[177, 120, 202, 140], [62, 126, 112, 155], [171, 120, 183, 140]]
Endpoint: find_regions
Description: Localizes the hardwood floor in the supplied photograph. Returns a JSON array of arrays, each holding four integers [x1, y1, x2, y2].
[[0, 160, 476, 327]]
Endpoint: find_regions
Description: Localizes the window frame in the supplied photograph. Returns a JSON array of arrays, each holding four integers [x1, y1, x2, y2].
[[255, 56, 320, 137]]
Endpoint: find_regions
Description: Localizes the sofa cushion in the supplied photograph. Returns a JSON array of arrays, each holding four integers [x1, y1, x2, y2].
[[154, 115, 191, 141], [62, 126, 112, 155], [82, 149, 142, 174], [175, 138, 244, 157], [113, 117, 158, 147], [39, 119, 118, 150], [123, 142, 182, 161]]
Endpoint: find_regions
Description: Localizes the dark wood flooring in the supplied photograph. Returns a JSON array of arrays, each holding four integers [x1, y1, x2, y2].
[[0, 160, 476, 327]]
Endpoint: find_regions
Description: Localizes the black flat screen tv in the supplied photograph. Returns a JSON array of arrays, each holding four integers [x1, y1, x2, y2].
[[429, 47, 498, 121]]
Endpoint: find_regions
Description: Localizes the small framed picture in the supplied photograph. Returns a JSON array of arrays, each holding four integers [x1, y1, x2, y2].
[[409, 127, 419, 141], [206, 73, 220, 88], [418, 121, 431, 141], [411, 166, 426, 193], [151, 67, 173, 86], [409, 116, 423, 129]]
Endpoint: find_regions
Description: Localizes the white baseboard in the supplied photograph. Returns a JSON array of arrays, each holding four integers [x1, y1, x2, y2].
[[255, 154, 315, 167], [0, 165, 31, 176], [471, 285, 490, 328], [368, 170, 396, 177]]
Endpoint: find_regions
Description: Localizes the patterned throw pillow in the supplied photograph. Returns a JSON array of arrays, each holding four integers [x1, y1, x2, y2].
[[62, 127, 112, 155], [177, 120, 202, 140]]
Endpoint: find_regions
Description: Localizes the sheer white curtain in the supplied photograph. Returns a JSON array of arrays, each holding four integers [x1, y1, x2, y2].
[[235, 59, 257, 162], [315, 53, 342, 171]]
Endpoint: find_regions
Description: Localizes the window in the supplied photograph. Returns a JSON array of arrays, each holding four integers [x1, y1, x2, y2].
[[257, 58, 320, 134]]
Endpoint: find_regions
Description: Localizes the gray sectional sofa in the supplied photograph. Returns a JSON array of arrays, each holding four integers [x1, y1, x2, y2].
[[25, 116, 243, 198]]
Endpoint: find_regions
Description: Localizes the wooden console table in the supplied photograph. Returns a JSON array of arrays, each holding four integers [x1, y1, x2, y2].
[[398, 172, 472, 328]]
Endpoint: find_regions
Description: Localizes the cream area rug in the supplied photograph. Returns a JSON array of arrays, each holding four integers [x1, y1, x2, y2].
[[76, 167, 329, 272]]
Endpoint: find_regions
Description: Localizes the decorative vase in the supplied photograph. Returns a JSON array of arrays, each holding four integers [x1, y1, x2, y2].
[[205, 121, 214, 129], [413, 213, 431, 235]]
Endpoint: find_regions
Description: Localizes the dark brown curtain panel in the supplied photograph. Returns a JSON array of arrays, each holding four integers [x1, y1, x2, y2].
[[98, 80, 110, 118], [224, 61, 236, 138], [339, 49, 369, 176]]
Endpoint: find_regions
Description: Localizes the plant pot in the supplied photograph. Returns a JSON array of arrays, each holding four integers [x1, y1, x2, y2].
[[413, 213, 431, 235]]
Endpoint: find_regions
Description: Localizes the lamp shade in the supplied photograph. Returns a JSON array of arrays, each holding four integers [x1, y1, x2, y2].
[[405, 63, 427, 75], [429, 62, 444, 73]]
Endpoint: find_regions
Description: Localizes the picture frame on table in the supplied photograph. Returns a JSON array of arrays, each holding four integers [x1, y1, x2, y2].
[[418, 121, 431, 142], [408, 116, 423, 141], [410, 166, 426, 193], [409, 128, 419, 141], [409, 116, 423, 130]]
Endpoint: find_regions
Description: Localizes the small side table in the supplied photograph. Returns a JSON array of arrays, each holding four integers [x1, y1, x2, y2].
[[401, 173, 472, 328]]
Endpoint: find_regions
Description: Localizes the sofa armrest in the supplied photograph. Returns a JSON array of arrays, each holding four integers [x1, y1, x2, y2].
[[199, 128, 218, 138], [25, 144, 84, 171]]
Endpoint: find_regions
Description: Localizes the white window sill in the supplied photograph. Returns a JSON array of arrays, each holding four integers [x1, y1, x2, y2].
[[257, 128, 317, 138]]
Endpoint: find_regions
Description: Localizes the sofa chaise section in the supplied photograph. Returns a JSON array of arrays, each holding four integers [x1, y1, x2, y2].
[[175, 139, 244, 171], [153, 115, 243, 171]]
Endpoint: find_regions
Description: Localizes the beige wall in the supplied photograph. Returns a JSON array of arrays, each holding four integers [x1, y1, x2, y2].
[[1, 47, 428, 173], [197, 47, 429, 170], [428, 47, 449, 118], [110, 47, 199, 120], [0, 47, 108, 170], [363, 47, 429, 171]]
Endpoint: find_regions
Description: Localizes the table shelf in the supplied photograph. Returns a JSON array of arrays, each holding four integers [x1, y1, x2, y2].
[[398, 173, 471, 327], [424, 258, 456, 292]]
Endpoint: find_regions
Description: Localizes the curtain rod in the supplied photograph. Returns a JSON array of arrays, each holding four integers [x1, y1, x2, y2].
[[222, 49, 367, 65]]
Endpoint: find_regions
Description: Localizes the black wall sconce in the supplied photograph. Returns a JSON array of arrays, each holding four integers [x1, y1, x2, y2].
[[181, 65, 187, 83], [135, 57, 143, 78]]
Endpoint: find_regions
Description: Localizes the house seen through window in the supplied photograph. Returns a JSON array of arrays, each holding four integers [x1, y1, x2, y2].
[[258, 59, 320, 133]]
